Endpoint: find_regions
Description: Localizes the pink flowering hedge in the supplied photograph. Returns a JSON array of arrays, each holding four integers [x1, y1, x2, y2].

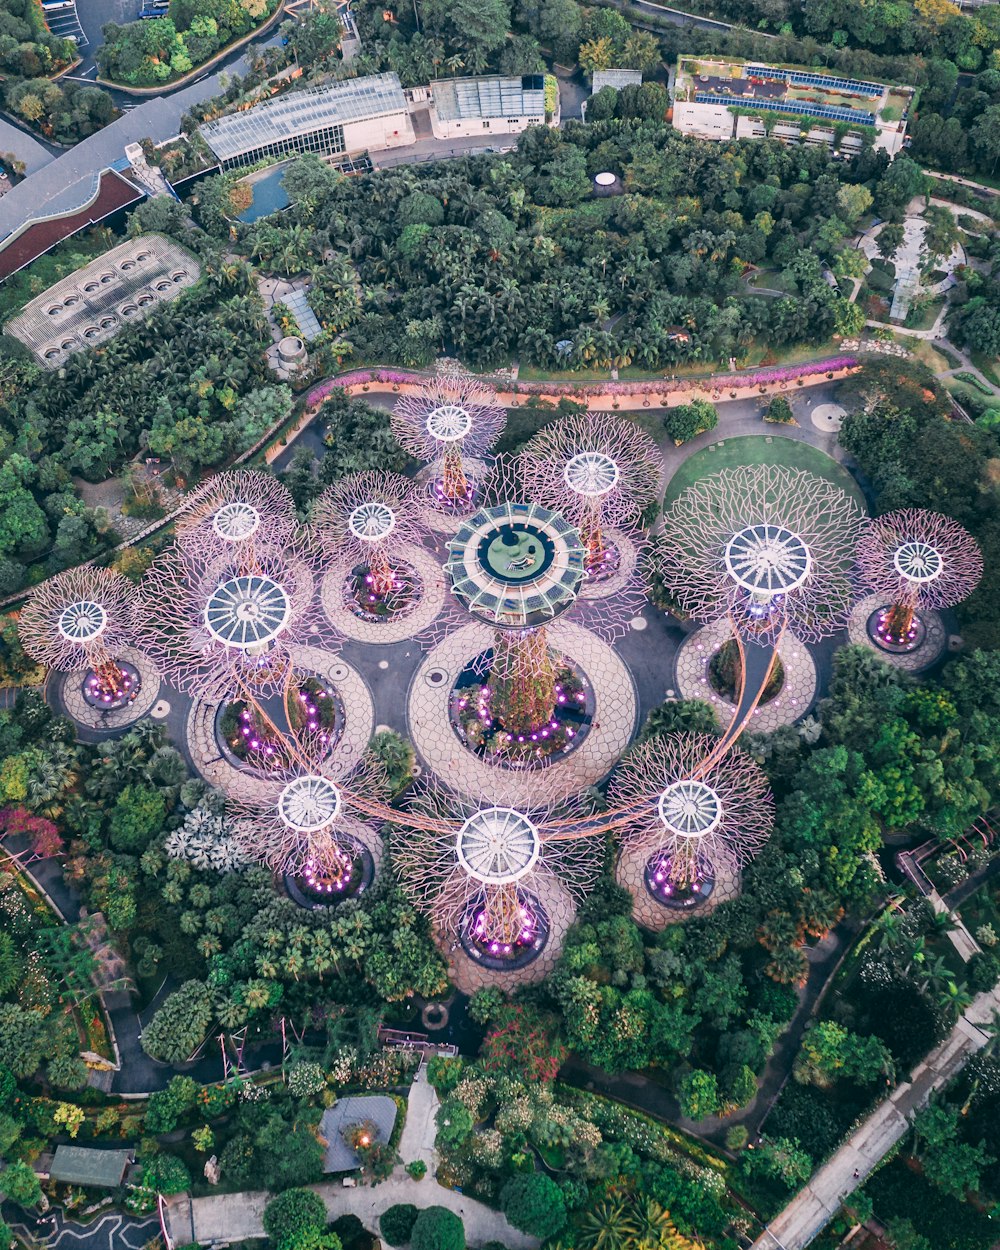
[[303, 358, 858, 409]]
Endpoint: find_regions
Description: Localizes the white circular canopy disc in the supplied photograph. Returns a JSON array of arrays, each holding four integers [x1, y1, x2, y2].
[[456, 806, 541, 885], [348, 501, 397, 543], [426, 404, 472, 443], [595, 172, 616, 187], [277, 774, 343, 832], [658, 779, 723, 838], [893, 539, 943, 585], [204, 574, 291, 649], [724, 524, 811, 598], [211, 500, 262, 543], [57, 599, 107, 644], [563, 451, 621, 498]]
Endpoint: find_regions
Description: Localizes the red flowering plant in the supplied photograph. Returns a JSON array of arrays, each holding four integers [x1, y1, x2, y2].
[[478, 1005, 566, 1085]]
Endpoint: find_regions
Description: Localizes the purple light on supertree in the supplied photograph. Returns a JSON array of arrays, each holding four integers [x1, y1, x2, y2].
[[393, 777, 602, 951], [18, 566, 137, 700], [518, 413, 663, 576], [856, 508, 983, 645], [608, 733, 773, 902], [658, 465, 864, 644], [136, 536, 325, 699], [175, 469, 299, 568], [391, 375, 505, 508], [309, 470, 427, 599]]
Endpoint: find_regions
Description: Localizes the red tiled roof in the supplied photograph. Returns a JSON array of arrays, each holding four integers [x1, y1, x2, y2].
[[0, 169, 143, 282]]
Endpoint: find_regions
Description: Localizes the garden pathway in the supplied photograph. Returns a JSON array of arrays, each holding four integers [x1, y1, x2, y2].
[[750, 981, 1000, 1250], [168, 1175, 537, 1248], [395, 1059, 439, 1174]]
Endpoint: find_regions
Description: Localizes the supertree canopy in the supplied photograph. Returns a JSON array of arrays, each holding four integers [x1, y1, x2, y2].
[[445, 497, 586, 737], [138, 538, 321, 699], [174, 469, 299, 567], [18, 566, 139, 707], [227, 746, 384, 901], [856, 508, 983, 649], [393, 778, 602, 968], [658, 465, 864, 644], [519, 413, 663, 576], [609, 733, 773, 911], [391, 376, 505, 508], [310, 470, 427, 615]]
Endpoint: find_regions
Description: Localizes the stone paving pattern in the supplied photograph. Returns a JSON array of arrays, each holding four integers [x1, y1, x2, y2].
[[408, 620, 637, 805], [847, 594, 947, 674], [615, 841, 739, 931], [674, 619, 817, 734], [58, 647, 161, 733]]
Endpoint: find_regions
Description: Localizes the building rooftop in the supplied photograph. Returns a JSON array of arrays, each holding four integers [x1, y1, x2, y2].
[[591, 69, 642, 95], [431, 75, 546, 122], [674, 57, 912, 130], [200, 73, 407, 162], [49, 1146, 133, 1188], [319, 1095, 397, 1172], [6, 234, 199, 366]]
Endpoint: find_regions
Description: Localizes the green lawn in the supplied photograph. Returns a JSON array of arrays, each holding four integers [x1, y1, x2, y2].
[[663, 435, 867, 511]]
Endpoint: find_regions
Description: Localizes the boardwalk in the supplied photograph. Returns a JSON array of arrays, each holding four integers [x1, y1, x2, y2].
[[751, 983, 1000, 1250]]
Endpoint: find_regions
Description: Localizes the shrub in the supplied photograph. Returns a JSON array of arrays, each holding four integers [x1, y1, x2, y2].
[[426, 1056, 463, 1095], [664, 399, 717, 445], [765, 395, 795, 424], [500, 1173, 567, 1239], [142, 1152, 191, 1195], [968, 951, 1000, 993], [263, 1188, 328, 1249], [380, 1204, 419, 1245], [410, 1207, 465, 1250], [405, 1160, 427, 1180], [725, 1125, 749, 1150]]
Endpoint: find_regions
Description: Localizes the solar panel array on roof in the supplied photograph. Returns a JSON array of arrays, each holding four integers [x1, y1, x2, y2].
[[200, 73, 407, 162], [696, 93, 876, 126], [745, 65, 883, 97]]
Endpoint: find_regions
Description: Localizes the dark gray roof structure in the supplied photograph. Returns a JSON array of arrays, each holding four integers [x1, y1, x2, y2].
[[319, 1095, 397, 1172], [49, 1146, 133, 1188]]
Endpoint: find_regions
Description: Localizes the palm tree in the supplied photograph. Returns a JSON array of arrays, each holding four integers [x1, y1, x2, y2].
[[935, 979, 974, 1020], [576, 1201, 636, 1250]]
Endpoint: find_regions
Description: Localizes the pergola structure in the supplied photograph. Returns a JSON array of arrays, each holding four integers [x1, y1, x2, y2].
[[609, 733, 773, 914], [519, 413, 663, 577], [18, 566, 139, 706], [175, 469, 299, 570], [391, 375, 505, 509], [658, 465, 864, 645], [856, 508, 982, 649]]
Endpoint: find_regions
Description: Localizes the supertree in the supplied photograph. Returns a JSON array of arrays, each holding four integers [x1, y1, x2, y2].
[[393, 776, 602, 966], [18, 566, 139, 707], [856, 508, 983, 649], [658, 465, 864, 645], [227, 748, 385, 900], [138, 537, 322, 703], [519, 412, 663, 576], [391, 376, 505, 509], [175, 469, 299, 568], [310, 470, 427, 615], [445, 495, 587, 738], [609, 733, 773, 914]]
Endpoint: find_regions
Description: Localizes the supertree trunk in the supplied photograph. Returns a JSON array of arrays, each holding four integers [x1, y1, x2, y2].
[[881, 599, 916, 644], [490, 627, 556, 736], [92, 654, 128, 700], [367, 546, 396, 600], [442, 445, 470, 503], [579, 501, 605, 576]]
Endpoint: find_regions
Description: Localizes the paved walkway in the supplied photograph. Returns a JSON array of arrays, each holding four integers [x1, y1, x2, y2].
[[396, 1059, 439, 1174], [4, 1205, 158, 1250], [170, 1173, 537, 1248], [751, 982, 1000, 1250]]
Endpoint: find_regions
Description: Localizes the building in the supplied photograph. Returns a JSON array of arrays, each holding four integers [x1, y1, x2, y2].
[[427, 74, 558, 140], [42, 1146, 134, 1188], [591, 69, 642, 96], [672, 58, 913, 156], [199, 73, 414, 170], [6, 234, 199, 368]]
